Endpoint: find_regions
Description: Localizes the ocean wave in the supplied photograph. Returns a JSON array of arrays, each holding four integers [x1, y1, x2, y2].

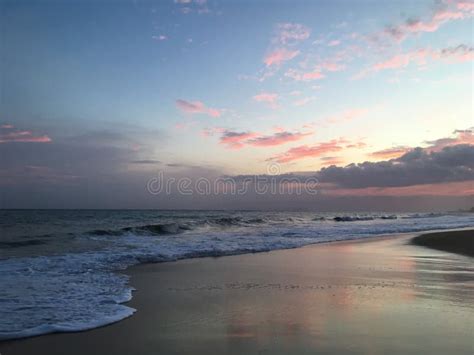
[[87, 217, 269, 238], [332, 215, 397, 222], [89, 222, 190, 237]]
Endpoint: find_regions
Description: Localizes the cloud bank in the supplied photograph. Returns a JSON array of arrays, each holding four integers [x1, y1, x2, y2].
[[319, 144, 474, 188]]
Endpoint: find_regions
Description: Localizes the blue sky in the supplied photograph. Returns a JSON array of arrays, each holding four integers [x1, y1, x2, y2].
[[1, 0, 473, 208]]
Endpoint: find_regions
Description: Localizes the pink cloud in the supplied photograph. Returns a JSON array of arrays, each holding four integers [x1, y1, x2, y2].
[[176, 99, 221, 118], [403, 18, 440, 33], [328, 40, 341, 47], [370, 146, 412, 159], [373, 54, 411, 71], [247, 131, 312, 147], [0, 125, 52, 144], [214, 129, 312, 150], [253, 92, 279, 108], [219, 130, 258, 149], [372, 49, 431, 71], [320, 156, 344, 166], [425, 128, 474, 151], [320, 61, 346, 72], [370, 45, 473, 74], [457, 1, 474, 11], [271, 139, 345, 163], [439, 44, 474, 63], [285, 69, 325, 81], [263, 48, 299, 67], [366, 128, 473, 160], [346, 141, 367, 149], [379, 4, 472, 43]]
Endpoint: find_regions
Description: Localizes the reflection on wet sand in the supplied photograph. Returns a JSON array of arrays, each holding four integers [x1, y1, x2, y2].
[[217, 236, 473, 354]]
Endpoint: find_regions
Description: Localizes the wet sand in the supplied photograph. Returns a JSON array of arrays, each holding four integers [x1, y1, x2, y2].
[[411, 229, 474, 257], [1, 230, 473, 354]]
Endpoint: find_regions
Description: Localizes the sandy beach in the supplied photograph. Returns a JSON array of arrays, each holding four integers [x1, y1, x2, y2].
[[1, 230, 473, 355]]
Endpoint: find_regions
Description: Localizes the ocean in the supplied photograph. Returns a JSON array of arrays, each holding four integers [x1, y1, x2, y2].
[[1, 209, 473, 340]]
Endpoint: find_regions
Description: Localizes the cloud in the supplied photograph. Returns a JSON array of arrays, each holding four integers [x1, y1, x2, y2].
[[320, 156, 344, 166], [439, 44, 474, 63], [0, 128, 162, 187], [270, 139, 345, 163], [285, 68, 325, 81], [0, 125, 52, 144], [247, 131, 312, 147], [257, 23, 309, 80], [274, 23, 311, 45], [215, 129, 311, 150], [284, 52, 347, 83], [425, 128, 474, 151], [328, 40, 341, 47], [355, 45, 473, 79], [380, 3, 472, 43], [219, 130, 258, 149], [319, 61, 346, 72], [326, 181, 474, 197], [370, 146, 412, 159], [457, 1, 474, 11], [175, 99, 221, 117], [253, 92, 279, 108], [319, 144, 474, 188], [263, 48, 300, 67], [368, 128, 473, 160], [345, 141, 367, 149], [152, 35, 167, 41], [372, 49, 430, 71]]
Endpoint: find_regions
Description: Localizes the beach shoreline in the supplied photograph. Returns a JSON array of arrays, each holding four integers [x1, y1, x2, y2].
[[411, 229, 474, 257], [1, 228, 473, 354]]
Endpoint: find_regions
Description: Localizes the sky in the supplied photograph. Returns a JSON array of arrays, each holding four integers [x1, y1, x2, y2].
[[1, 0, 473, 210]]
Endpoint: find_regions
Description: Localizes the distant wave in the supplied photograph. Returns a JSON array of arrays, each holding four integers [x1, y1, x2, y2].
[[88, 217, 269, 237], [333, 215, 397, 222]]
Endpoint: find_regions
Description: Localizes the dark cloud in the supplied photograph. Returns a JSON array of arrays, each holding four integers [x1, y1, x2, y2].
[[319, 145, 474, 188]]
